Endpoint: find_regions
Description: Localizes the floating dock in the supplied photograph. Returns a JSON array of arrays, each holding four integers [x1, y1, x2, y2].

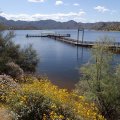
[[48, 35, 120, 49], [26, 33, 120, 51], [26, 33, 71, 38]]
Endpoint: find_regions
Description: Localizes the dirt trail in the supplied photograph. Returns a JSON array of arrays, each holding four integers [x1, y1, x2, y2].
[[0, 107, 12, 120]]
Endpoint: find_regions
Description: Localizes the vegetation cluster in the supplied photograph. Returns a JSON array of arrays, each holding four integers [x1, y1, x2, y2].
[[0, 24, 38, 77], [1, 75, 105, 120], [91, 22, 120, 31], [75, 37, 120, 120], [0, 24, 120, 120]]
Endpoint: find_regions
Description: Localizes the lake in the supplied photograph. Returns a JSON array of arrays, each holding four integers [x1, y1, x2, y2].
[[13, 30, 120, 90]]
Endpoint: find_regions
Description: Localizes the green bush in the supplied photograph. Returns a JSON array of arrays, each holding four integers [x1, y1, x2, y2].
[[0, 28, 38, 75], [75, 37, 120, 120], [17, 44, 39, 72]]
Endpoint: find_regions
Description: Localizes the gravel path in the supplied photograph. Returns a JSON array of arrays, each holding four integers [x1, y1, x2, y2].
[[0, 107, 12, 120]]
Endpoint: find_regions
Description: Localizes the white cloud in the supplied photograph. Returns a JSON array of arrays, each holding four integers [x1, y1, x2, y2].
[[0, 11, 86, 22], [55, 1, 63, 5], [28, 0, 45, 3], [110, 10, 117, 15], [94, 6, 109, 13], [73, 3, 79, 6]]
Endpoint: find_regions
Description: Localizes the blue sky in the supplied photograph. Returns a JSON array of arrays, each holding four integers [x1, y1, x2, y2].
[[0, 0, 120, 22]]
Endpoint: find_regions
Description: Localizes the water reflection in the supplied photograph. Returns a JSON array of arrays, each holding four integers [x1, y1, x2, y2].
[[77, 47, 84, 64]]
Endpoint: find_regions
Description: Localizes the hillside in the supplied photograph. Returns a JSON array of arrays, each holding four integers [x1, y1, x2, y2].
[[0, 16, 120, 30]]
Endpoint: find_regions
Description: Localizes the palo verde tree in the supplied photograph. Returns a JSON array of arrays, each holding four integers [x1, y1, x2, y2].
[[75, 36, 120, 120]]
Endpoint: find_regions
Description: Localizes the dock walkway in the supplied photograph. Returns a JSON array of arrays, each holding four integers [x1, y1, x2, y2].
[[48, 35, 120, 49], [26, 33, 120, 50], [26, 33, 70, 38]]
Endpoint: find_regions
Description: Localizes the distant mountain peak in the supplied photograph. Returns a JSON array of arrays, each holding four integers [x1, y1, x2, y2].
[[68, 20, 76, 22], [0, 16, 120, 31], [0, 16, 7, 21]]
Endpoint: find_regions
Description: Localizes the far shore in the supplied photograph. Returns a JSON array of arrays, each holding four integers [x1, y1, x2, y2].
[[6, 28, 120, 32]]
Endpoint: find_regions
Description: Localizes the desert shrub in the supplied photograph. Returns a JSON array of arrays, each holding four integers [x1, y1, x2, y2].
[[17, 44, 39, 72], [6, 62, 24, 80], [0, 29, 38, 75], [0, 75, 19, 103], [75, 37, 120, 120], [4, 78, 105, 120]]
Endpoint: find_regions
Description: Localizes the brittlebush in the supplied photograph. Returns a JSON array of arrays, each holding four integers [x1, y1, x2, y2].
[[1, 78, 105, 120]]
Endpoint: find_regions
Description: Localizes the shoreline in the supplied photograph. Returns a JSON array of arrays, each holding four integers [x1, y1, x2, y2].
[[6, 29, 120, 32]]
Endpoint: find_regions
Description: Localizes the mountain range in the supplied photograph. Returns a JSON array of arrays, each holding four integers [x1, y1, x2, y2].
[[0, 16, 120, 31]]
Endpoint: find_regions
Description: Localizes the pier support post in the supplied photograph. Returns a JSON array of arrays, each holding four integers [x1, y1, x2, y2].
[[77, 29, 80, 45], [77, 28, 84, 45], [82, 29, 84, 43]]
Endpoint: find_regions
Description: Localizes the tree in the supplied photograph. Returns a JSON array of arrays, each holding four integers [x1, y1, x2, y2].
[[17, 44, 39, 72], [75, 37, 120, 120], [0, 24, 39, 75]]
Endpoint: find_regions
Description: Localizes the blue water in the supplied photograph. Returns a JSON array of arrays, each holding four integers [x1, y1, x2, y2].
[[12, 30, 120, 90]]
